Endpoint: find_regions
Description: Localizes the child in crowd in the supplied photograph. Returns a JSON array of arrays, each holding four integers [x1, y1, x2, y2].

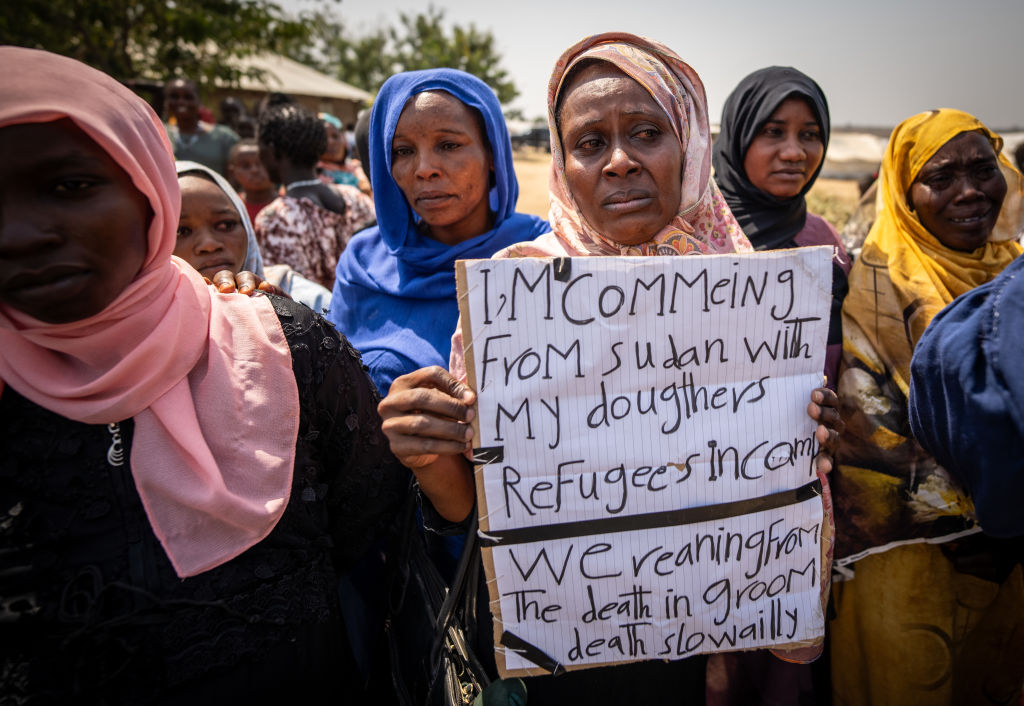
[[227, 139, 278, 224]]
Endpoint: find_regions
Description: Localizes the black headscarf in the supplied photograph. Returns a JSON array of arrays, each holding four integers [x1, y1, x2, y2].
[[712, 66, 830, 250]]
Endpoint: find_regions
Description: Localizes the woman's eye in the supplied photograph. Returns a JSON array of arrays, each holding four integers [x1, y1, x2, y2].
[[634, 127, 660, 140], [216, 219, 239, 231], [761, 127, 782, 138], [440, 141, 461, 151], [392, 146, 413, 158], [925, 174, 953, 188], [53, 178, 97, 194], [801, 130, 822, 142], [176, 226, 191, 239], [576, 136, 603, 151], [975, 165, 999, 180]]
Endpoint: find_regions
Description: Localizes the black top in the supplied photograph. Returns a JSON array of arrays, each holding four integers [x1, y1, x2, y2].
[[0, 297, 405, 705]]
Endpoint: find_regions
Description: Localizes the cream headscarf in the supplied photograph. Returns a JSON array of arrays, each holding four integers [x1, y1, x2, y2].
[[0, 47, 300, 578]]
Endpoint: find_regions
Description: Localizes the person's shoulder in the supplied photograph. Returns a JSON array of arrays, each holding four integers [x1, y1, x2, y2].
[[509, 211, 553, 239], [799, 212, 851, 271], [331, 183, 373, 207], [265, 294, 362, 369], [494, 231, 568, 259], [800, 212, 841, 242], [208, 123, 240, 142], [265, 292, 315, 327], [254, 196, 290, 225]]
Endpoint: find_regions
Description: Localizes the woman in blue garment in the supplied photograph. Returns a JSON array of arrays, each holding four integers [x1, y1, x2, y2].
[[327, 69, 550, 396], [325, 71, 549, 700]]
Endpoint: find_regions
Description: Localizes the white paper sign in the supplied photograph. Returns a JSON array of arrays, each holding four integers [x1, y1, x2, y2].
[[455, 247, 833, 676]]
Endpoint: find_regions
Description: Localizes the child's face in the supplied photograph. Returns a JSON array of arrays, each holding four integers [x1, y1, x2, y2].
[[228, 147, 274, 192]]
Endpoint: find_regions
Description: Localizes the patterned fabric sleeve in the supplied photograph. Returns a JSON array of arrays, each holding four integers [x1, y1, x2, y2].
[[335, 183, 376, 235], [255, 188, 377, 290]]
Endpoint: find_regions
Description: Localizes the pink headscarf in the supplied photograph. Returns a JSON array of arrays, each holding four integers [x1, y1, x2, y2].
[[506, 32, 751, 258], [0, 47, 300, 578]]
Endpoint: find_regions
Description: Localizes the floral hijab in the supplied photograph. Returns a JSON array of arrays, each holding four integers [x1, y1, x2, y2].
[[532, 32, 751, 257]]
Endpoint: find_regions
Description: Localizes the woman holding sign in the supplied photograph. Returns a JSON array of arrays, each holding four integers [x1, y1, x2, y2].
[[379, 33, 842, 705], [829, 109, 1024, 706]]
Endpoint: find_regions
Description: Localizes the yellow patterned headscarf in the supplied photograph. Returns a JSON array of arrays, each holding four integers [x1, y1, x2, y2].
[[849, 108, 1022, 392], [544, 33, 751, 257]]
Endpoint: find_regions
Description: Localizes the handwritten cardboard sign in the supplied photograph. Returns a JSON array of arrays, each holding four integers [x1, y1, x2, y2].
[[455, 247, 833, 676]]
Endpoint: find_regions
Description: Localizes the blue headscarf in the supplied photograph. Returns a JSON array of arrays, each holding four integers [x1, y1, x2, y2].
[[328, 69, 549, 393]]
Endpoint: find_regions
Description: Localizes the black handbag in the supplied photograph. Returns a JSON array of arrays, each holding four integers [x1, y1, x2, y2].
[[386, 483, 492, 706]]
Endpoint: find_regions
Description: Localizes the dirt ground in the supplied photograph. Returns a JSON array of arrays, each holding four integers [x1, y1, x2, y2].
[[512, 149, 861, 230]]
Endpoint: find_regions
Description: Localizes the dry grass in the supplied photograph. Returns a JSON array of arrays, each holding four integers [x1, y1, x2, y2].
[[512, 150, 552, 218], [512, 151, 861, 231], [807, 178, 860, 231]]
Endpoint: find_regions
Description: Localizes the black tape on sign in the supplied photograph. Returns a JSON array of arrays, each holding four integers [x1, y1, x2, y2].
[[478, 478, 822, 547], [500, 630, 566, 675]]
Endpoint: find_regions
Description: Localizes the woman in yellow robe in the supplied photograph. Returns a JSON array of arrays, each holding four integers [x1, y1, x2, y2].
[[830, 108, 1024, 706]]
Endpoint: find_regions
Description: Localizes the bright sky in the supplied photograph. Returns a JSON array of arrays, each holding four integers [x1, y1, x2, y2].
[[285, 0, 1023, 130]]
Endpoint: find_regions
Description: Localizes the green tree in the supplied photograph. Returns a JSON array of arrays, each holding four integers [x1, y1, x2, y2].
[[286, 5, 518, 105], [0, 0, 310, 87], [389, 7, 518, 104]]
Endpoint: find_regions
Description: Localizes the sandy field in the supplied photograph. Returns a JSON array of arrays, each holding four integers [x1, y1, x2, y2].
[[512, 149, 861, 230]]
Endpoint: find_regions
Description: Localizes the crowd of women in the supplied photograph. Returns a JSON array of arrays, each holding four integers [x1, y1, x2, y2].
[[0, 28, 1021, 706]]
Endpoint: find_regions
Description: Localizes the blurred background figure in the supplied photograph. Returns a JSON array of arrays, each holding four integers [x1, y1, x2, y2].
[[219, 96, 248, 133], [163, 77, 239, 176], [317, 112, 371, 195], [353, 108, 371, 165]]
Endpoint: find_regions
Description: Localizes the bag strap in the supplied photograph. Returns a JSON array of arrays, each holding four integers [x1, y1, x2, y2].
[[431, 507, 491, 690]]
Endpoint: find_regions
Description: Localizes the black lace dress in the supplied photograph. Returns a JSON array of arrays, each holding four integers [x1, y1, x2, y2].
[[0, 297, 405, 705]]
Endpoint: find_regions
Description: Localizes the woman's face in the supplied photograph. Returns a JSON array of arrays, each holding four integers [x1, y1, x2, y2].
[[390, 91, 493, 246], [557, 63, 683, 245], [323, 122, 347, 162], [742, 97, 824, 199], [175, 175, 249, 279], [909, 131, 1007, 252], [0, 119, 150, 323]]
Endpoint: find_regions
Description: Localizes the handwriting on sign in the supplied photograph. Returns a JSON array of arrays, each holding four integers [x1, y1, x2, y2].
[[455, 248, 833, 676]]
